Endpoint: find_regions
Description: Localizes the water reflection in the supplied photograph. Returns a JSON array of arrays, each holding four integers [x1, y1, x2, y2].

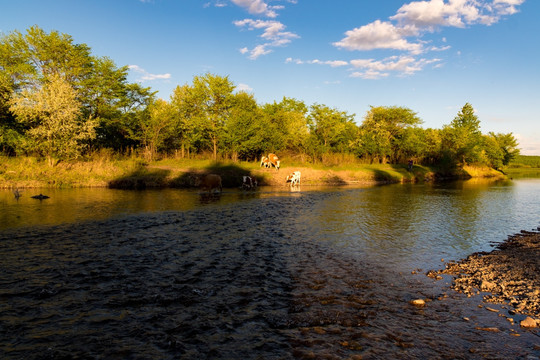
[[1, 179, 540, 358], [1, 179, 539, 268]]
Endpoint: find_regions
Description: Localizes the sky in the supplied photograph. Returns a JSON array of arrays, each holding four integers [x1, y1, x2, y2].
[[1, 0, 539, 154]]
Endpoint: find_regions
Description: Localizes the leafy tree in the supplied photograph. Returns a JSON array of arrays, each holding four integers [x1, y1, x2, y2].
[[442, 103, 482, 166], [488, 132, 520, 166], [9, 74, 97, 165], [309, 103, 357, 153], [138, 98, 174, 160], [189, 73, 235, 160], [223, 91, 269, 161], [262, 97, 309, 153], [359, 106, 422, 163], [1, 26, 93, 91], [481, 134, 504, 169], [169, 84, 202, 158]]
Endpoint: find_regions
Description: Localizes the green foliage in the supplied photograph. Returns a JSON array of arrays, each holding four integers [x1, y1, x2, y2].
[[9, 74, 97, 164], [0, 26, 522, 174], [357, 106, 422, 163], [262, 97, 309, 153], [222, 91, 269, 161], [309, 103, 356, 154], [190, 73, 235, 160], [509, 155, 540, 168], [441, 103, 483, 166]]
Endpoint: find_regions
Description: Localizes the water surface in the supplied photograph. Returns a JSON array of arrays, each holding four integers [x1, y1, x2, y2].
[[1, 179, 539, 359]]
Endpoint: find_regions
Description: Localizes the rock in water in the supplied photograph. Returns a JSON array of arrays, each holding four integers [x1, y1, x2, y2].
[[31, 194, 50, 200], [520, 317, 538, 328]]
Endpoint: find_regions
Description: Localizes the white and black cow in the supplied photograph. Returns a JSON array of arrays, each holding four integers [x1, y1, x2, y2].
[[286, 171, 301, 186], [241, 175, 258, 190]]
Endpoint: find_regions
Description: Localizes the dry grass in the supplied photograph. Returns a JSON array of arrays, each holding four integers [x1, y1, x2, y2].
[[0, 155, 503, 189]]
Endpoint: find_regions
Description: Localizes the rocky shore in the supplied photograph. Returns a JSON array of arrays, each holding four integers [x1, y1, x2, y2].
[[428, 229, 540, 328]]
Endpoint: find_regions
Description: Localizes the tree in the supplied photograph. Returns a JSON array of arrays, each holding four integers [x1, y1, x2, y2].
[[308, 103, 357, 153], [450, 102, 480, 134], [262, 97, 310, 153], [488, 132, 520, 166], [189, 73, 235, 160], [9, 74, 97, 165], [442, 103, 482, 166], [1, 26, 93, 91], [222, 91, 270, 161], [359, 106, 422, 163], [137, 98, 175, 160]]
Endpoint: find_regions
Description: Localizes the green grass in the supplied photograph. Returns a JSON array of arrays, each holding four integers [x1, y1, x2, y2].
[[0, 155, 511, 189], [509, 155, 540, 168]]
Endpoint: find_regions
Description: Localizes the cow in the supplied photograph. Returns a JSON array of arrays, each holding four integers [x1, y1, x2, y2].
[[286, 171, 301, 186], [268, 153, 280, 171], [195, 174, 222, 193], [242, 175, 257, 190], [260, 156, 271, 168]]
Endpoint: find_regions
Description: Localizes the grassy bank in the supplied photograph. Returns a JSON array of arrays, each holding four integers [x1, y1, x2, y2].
[[0, 155, 506, 189], [506, 155, 540, 178]]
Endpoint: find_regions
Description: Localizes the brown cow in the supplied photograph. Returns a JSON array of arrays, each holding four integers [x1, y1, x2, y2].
[[195, 174, 222, 193], [268, 153, 280, 171]]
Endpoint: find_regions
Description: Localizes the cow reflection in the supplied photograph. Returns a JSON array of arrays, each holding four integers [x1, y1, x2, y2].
[[198, 192, 222, 203]]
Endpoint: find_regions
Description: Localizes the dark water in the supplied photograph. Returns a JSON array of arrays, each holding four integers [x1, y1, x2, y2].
[[1, 180, 540, 359]]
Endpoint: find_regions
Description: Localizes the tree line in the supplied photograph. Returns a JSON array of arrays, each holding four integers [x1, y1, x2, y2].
[[0, 26, 519, 169]]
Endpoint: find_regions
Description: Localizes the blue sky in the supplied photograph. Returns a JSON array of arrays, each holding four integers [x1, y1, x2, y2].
[[2, 0, 539, 154]]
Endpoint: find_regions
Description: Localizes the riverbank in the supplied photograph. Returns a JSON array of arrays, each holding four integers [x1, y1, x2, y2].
[[428, 229, 540, 327], [0, 156, 505, 189]]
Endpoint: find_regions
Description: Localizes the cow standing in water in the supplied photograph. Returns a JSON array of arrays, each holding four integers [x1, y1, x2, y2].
[[195, 174, 222, 193], [268, 153, 280, 171], [242, 176, 257, 190], [260, 156, 271, 168], [286, 171, 301, 187]]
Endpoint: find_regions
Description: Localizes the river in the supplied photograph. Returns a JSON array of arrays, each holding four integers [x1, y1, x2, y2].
[[1, 179, 539, 359]]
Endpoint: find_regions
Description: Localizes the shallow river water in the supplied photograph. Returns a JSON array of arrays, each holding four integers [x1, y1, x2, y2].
[[1, 179, 539, 359]]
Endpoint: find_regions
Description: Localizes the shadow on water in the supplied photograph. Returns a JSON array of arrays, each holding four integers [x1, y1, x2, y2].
[[108, 162, 261, 190], [108, 165, 173, 190]]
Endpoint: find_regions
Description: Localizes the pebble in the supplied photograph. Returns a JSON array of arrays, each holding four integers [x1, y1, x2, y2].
[[520, 317, 538, 328], [410, 299, 425, 307]]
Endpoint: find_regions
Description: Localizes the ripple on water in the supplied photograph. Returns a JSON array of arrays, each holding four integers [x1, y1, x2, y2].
[[0, 192, 539, 359]]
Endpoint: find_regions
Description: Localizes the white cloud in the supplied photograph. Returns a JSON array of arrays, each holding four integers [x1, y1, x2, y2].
[[236, 83, 253, 92], [350, 55, 442, 78], [515, 133, 540, 156], [335, 0, 525, 56], [493, 0, 526, 15], [285, 57, 304, 64], [234, 19, 299, 59], [128, 65, 171, 82], [334, 20, 423, 54], [286, 54, 442, 78], [231, 0, 278, 18], [351, 70, 390, 80], [309, 59, 349, 67], [391, 0, 495, 28]]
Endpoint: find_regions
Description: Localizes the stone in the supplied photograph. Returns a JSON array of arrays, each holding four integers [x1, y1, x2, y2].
[[480, 280, 497, 292], [410, 299, 425, 307], [520, 316, 538, 328]]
